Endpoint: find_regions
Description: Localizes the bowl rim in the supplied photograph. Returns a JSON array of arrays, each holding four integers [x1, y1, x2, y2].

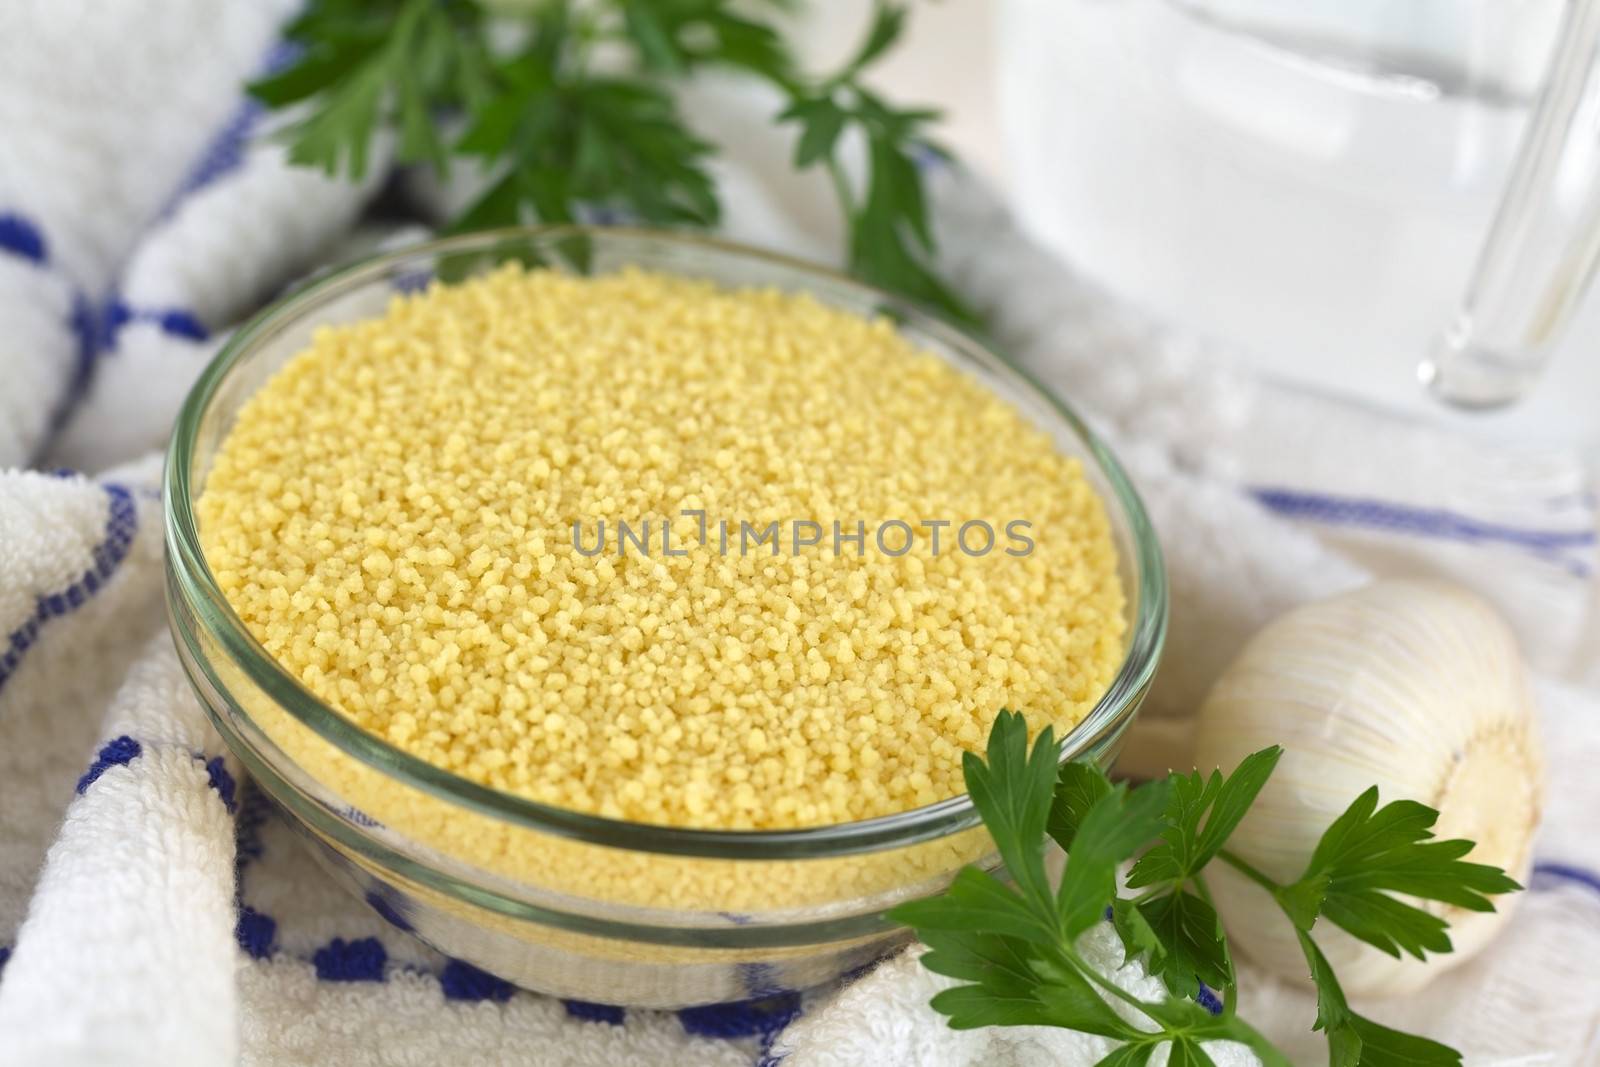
[[164, 224, 1167, 861]]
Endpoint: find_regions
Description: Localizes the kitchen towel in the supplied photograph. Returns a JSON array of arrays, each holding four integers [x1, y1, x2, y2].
[[1, 3, 1598, 1065]]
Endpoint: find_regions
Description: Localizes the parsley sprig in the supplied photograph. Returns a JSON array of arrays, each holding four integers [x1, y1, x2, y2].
[[777, 5, 969, 321], [889, 711, 1521, 1066], [250, 0, 977, 325]]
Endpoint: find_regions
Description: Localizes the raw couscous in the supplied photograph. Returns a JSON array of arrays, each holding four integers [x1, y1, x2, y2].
[[197, 265, 1125, 830]]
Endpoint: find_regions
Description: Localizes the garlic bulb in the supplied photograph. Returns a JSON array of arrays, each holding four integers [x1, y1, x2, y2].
[[1193, 579, 1543, 997]]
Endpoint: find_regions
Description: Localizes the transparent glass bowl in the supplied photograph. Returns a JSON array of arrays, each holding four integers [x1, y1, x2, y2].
[[163, 227, 1167, 1008]]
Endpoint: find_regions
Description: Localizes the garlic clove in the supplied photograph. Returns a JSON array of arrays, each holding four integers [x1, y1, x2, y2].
[[1193, 579, 1543, 997]]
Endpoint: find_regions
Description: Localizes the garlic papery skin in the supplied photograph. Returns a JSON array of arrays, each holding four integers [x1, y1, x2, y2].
[[1193, 579, 1544, 997]]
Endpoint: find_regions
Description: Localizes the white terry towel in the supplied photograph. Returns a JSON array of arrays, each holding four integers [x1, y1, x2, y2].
[[1, 5, 1598, 1066]]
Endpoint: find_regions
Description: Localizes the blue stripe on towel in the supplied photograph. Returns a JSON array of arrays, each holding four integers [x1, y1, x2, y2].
[[0, 482, 138, 695], [103, 298, 210, 347], [578, 204, 631, 226], [161, 40, 297, 213], [0, 211, 204, 435], [1532, 862, 1600, 898], [166, 98, 263, 209], [364, 888, 413, 932], [313, 937, 387, 982], [679, 992, 801, 1040], [392, 269, 433, 294], [65, 292, 103, 408], [75, 735, 143, 794], [0, 212, 47, 264], [0, 210, 102, 434], [236, 907, 277, 960], [1250, 487, 1597, 554], [909, 141, 949, 172], [440, 960, 516, 1003], [234, 779, 269, 868], [564, 999, 625, 1025], [738, 962, 786, 998], [198, 754, 238, 813]]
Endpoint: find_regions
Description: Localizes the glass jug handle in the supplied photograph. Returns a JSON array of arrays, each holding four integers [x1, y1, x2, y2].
[[1421, 0, 1600, 409]]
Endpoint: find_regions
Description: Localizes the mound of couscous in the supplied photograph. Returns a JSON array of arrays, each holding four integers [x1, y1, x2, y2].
[[198, 266, 1124, 829]]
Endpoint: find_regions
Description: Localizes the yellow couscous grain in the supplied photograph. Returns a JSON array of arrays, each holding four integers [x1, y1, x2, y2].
[[198, 266, 1125, 829]]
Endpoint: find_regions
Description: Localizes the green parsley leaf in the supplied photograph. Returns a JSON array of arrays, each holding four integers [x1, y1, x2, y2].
[[917, 922, 1064, 1029], [1133, 996, 1210, 1032], [962, 709, 1060, 916], [614, 0, 794, 81], [1110, 896, 1161, 963], [848, 174, 976, 328], [916, 921, 1041, 987], [891, 867, 1060, 949], [780, 96, 848, 169], [1296, 929, 1352, 1035], [889, 680, 1503, 1065], [1294, 928, 1462, 1067], [1111, 748, 1275, 998], [926, 983, 1061, 1030], [454, 39, 720, 234], [1346, 1013, 1462, 1067], [253, 0, 491, 179], [621, 0, 685, 74], [909, 890, 1141, 1036], [1114, 883, 1236, 1003], [1047, 760, 1115, 853], [1134, 888, 1231, 1000], [1165, 1037, 1220, 1067], [283, 61, 387, 178], [887, 715, 1144, 1038], [260, 0, 973, 331], [248, 43, 372, 109], [844, 2, 908, 77], [697, 12, 793, 80], [1093, 1044, 1158, 1067], [1126, 747, 1281, 889], [771, 2, 979, 326], [1272, 870, 1329, 932], [1057, 777, 1171, 937], [1280, 786, 1521, 959]]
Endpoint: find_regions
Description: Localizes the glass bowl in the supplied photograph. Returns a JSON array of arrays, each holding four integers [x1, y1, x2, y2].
[[163, 227, 1167, 1009]]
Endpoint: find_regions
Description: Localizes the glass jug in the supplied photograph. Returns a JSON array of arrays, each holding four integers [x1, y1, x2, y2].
[[999, 0, 1600, 415]]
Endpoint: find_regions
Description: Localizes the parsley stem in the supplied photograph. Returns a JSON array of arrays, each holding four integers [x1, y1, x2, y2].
[[826, 156, 857, 223], [1062, 946, 1165, 1023], [1217, 849, 1281, 894]]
